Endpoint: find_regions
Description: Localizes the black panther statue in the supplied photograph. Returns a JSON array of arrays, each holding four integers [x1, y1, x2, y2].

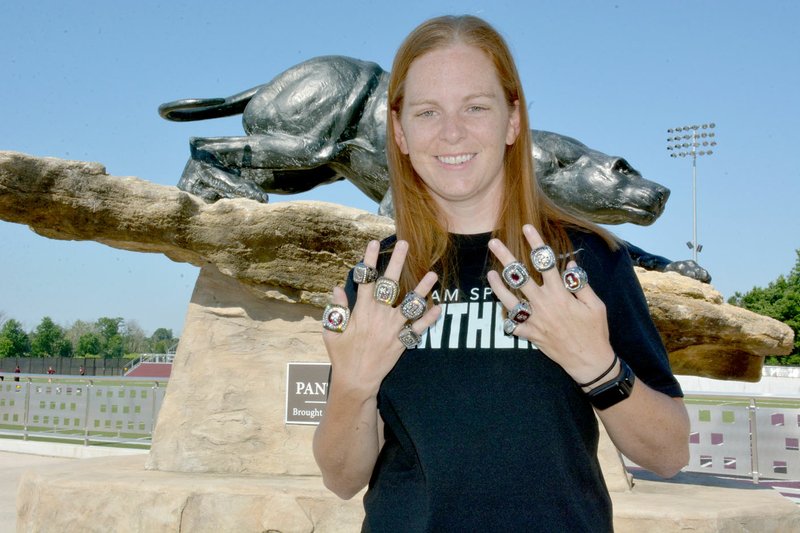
[[160, 55, 709, 282]]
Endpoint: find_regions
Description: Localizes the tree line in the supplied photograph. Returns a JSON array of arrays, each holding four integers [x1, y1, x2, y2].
[[0, 314, 178, 359], [728, 249, 800, 365]]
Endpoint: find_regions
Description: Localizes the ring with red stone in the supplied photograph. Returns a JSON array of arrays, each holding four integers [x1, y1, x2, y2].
[[502, 261, 530, 289], [353, 262, 379, 284], [374, 276, 400, 306], [400, 291, 427, 321], [562, 266, 588, 293], [530, 245, 556, 272], [322, 304, 350, 333], [508, 300, 532, 323], [502, 318, 518, 336], [398, 324, 422, 349]]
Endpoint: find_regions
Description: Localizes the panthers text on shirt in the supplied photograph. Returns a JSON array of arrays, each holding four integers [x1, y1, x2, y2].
[[419, 286, 538, 351]]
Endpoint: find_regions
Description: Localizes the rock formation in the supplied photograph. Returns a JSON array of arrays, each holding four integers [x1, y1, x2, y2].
[[5, 150, 799, 531], [0, 151, 793, 380]]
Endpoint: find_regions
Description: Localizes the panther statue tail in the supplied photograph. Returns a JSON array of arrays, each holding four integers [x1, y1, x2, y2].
[[158, 85, 263, 121]]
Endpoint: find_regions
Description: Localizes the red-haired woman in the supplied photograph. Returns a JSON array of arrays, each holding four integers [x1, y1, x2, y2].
[[314, 15, 689, 532]]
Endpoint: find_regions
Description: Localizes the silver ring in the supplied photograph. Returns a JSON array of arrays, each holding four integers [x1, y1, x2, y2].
[[530, 245, 556, 272], [508, 300, 532, 323], [322, 304, 350, 333], [400, 291, 427, 321], [502, 318, 518, 336], [398, 324, 422, 349], [353, 262, 379, 284], [374, 276, 400, 305], [562, 266, 588, 293], [502, 261, 530, 289]]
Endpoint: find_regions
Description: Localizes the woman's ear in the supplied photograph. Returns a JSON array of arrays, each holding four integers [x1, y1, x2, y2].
[[506, 100, 521, 146], [392, 110, 409, 154]]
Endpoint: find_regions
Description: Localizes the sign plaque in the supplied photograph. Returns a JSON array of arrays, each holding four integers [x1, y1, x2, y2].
[[285, 362, 331, 425]]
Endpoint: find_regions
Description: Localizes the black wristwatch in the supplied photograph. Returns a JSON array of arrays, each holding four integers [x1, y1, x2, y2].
[[586, 360, 635, 410]]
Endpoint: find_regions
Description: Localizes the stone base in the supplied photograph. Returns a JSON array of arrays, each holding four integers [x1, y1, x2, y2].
[[17, 456, 800, 532], [16, 455, 363, 533], [612, 477, 800, 532]]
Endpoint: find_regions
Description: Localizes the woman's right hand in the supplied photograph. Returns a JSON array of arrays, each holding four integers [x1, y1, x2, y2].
[[314, 239, 441, 499], [322, 239, 441, 400]]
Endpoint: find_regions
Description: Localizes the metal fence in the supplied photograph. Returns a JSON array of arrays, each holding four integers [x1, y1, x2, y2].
[[681, 393, 800, 483], [0, 357, 134, 376], [1, 374, 798, 482], [0, 374, 167, 446]]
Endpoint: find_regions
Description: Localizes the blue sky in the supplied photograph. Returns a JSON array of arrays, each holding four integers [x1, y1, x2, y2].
[[1, 0, 798, 336]]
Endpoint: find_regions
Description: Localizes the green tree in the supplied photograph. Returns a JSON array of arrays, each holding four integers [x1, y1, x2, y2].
[[97, 317, 123, 340], [95, 317, 124, 358], [30, 317, 70, 357], [729, 249, 800, 365], [64, 320, 96, 350], [77, 332, 102, 357], [150, 327, 175, 354], [0, 319, 31, 358], [122, 320, 149, 354]]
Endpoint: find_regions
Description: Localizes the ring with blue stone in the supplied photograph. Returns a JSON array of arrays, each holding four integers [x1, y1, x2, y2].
[[502, 261, 530, 289]]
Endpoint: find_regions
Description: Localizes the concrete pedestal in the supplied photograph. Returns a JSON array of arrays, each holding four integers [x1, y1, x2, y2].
[[17, 455, 800, 532], [15, 267, 800, 531]]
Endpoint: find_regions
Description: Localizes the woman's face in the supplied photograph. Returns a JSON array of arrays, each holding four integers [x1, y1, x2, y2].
[[394, 43, 520, 215]]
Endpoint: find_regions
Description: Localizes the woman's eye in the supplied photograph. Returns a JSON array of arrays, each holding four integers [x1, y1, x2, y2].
[[468, 105, 487, 112], [417, 110, 436, 118]]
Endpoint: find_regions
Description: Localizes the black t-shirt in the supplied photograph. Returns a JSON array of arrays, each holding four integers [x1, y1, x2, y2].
[[344, 230, 682, 532]]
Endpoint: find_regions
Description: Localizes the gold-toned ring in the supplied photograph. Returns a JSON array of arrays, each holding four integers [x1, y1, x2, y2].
[[374, 276, 400, 306]]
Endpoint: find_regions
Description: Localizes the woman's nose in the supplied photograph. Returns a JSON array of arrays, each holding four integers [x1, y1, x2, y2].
[[439, 113, 466, 143]]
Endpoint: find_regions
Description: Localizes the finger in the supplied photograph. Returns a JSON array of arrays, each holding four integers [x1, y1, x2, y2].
[[487, 270, 522, 311], [322, 286, 352, 341], [383, 240, 409, 280], [413, 271, 438, 297], [563, 260, 600, 305], [488, 237, 538, 292], [487, 237, 518, 266], [523, 224, 562, 285], [355, 240, 381, 300], [405, 302, 442, 335]]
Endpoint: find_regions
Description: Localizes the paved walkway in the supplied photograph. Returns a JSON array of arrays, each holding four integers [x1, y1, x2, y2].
[[0, 440, 147, 533], [0, 451, 76, 533]]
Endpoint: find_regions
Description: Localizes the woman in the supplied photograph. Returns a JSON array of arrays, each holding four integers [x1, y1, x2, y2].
[[314, 15, 689, 531]]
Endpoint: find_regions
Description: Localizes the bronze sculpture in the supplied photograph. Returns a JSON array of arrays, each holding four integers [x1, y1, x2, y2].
[[160, 55, 709, 282]]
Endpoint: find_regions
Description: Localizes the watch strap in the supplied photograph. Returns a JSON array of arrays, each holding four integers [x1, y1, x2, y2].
[[585, 359, 635, 410]]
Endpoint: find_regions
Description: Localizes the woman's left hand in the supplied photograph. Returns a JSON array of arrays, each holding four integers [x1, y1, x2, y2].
[[487, 224, 616, 384]]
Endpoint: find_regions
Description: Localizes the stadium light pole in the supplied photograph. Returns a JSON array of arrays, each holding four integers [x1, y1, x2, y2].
[[666, 123, 717, 262]]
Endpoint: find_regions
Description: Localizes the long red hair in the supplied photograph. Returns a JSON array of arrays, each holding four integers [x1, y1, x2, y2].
[[386, 15, 617, 295]]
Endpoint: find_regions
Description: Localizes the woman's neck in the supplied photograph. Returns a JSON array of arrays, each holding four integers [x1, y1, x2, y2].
[[436, 195, 500, 234]]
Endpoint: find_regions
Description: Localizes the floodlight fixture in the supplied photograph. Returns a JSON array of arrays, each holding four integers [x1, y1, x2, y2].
[[666, 122, 718, 262]]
